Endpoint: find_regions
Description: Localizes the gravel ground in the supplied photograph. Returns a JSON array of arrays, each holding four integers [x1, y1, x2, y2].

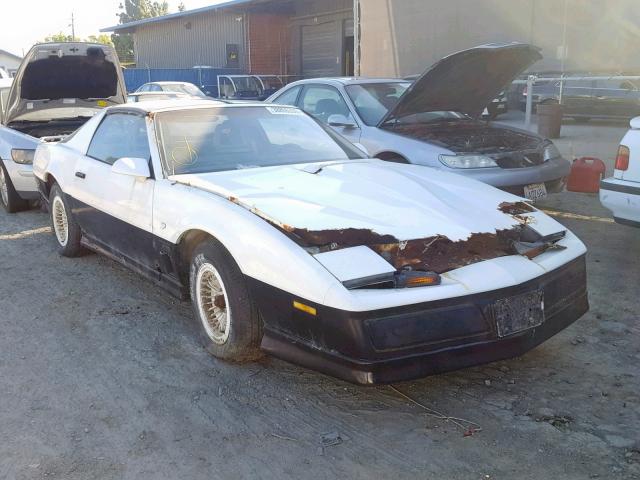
[[0, 118, 638, 479]]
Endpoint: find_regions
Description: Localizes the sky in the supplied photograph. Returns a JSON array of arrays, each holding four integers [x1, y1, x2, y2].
[[0, 0, 226, 57]]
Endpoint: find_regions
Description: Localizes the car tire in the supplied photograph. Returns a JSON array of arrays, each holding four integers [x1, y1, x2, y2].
[[49, 184, 84, 257], [190, 239, 263, 361], [0, 161, 29, 214]]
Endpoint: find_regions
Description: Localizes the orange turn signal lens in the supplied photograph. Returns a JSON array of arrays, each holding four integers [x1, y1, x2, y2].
[[293, 300, 317, 316], [615, 145, 630, 171], [405, 275, 440, 287]]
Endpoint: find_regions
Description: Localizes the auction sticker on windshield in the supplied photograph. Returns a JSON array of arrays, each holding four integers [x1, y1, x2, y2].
[[524, 183, 547, 202]]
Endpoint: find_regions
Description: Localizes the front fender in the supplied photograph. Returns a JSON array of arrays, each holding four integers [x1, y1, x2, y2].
[[153, 181, 344, 305], [0, 125, 39, 160]]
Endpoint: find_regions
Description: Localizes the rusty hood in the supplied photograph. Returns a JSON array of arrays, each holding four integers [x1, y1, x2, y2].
[[170, 160, 566, 274], [379, 43, 542, 125]]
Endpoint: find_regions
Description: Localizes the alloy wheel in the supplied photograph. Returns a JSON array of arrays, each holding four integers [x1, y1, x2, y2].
[[196, 263, 231, 344], [51, 196, 69, 247]]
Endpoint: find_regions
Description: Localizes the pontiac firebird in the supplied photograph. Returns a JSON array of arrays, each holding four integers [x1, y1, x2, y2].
[[33, 100, 589, 384]]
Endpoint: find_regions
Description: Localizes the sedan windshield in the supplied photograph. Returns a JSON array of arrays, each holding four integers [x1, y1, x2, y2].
[[165, 83, 207, 97], [345, 82, 410, 126], [155, 106, 365, 175]]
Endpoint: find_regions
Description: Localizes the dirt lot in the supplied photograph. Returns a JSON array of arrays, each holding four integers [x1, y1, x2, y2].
[[1, 119, 639, 479]]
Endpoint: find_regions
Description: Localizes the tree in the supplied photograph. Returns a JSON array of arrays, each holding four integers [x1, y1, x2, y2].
[[178, 2, 186, 12], [44, 32, 74, 43], [86, 34, 114, 46], [40, 33, 113, 46], [111, 0, 170, 64]]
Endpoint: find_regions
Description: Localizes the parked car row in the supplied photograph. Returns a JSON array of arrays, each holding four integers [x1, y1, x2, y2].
[[1, 42, 599, 384], [522, 77, 640, 121]]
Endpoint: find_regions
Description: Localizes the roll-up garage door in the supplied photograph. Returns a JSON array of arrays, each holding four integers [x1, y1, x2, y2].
[[302, 21, 339, 78]]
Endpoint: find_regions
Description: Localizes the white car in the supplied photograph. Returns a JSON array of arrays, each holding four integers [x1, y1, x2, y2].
[[135, 81, 208, 98], [600, 117, 640, 227], [0, 42, 126, 212], [33, 99, 589, 384]]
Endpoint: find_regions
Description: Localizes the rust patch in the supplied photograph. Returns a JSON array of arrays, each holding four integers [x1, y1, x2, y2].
[[499, 201, 535, 215], [272, 223, 524, 274]]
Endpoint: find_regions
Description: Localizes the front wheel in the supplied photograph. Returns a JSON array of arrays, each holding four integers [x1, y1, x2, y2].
[[190, 239, 262, 361], [49, 184, 84, 257], [0, 161, 28, 213]]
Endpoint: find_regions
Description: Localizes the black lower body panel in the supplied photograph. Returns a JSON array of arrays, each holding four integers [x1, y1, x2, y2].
[[249, 255, 588, 385]]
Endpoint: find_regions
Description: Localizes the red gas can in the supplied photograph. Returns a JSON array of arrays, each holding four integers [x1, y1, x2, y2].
[[566, 157, 607, 193]]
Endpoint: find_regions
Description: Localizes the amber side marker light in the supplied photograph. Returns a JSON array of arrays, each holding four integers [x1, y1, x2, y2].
[[396, 270, 442, 288], [293, 300, 317, 316], [615, 145, 630, 171]]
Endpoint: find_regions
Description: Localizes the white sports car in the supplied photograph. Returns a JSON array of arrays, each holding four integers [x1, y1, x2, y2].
[[33, 99, 589, 384]]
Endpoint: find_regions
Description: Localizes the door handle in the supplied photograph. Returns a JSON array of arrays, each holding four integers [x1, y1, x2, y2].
[[75, 171, 86, 179]]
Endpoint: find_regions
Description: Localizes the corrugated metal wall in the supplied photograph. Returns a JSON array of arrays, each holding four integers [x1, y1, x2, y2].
[[134, 9, 246, 69], [289, 0, 353, 77]]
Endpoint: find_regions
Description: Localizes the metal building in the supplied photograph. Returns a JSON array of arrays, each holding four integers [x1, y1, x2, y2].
[[102, 0, 355, 77], [102, 0, 640, 79]]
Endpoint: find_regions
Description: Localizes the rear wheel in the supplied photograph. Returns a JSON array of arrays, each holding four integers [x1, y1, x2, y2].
[[0, 162, 28, 213], [190, 239, 262, 361], [49, 184, 84, 257]]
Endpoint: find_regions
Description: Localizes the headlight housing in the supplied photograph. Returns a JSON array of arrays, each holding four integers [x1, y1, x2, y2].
[[439, 154, 498, 169], [11, 148, 35, 165], [543, 142, 561, 162]]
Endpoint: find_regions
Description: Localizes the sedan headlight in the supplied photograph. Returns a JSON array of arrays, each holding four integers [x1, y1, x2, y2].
[[543, 142, 561, 162], [439, 154, 498, 169], [11, 148, 35, 165]]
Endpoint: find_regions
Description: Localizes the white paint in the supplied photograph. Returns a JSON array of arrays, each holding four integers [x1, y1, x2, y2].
[[313, 246, 396, 283]]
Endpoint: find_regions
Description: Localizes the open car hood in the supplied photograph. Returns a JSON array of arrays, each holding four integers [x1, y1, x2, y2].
[[379, 43, 542, 125], [171, 160, 567, 274], [3, 42, 126, 125]]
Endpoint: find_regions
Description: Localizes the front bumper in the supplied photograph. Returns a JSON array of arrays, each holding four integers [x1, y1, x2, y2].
[[456, 156, 571, 194], [251, 255, 588, 385], [600, 178, 640, 227], [2, 159, 38, 200]]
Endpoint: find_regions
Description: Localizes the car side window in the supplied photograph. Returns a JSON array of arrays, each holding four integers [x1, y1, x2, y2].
[[87, 114, 151, 165], [149, 84, 163, 92], [272, 85, 302, 106], [138, 84, 150, 92], [299, 85, 353, 124]]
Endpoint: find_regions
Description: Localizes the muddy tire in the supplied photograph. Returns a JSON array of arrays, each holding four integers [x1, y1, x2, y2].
[[49, 184, 83, 257], [189, 239, 263, 361], [0, 161, 29, 214]]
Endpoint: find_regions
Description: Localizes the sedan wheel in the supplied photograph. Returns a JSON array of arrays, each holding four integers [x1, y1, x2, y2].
[[196, 263, 231, 345], [0, 162, 28, 213]]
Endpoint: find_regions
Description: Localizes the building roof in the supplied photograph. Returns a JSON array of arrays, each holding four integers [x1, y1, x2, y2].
[[0, 49, 22, 61], [101, 0, 258, 33]]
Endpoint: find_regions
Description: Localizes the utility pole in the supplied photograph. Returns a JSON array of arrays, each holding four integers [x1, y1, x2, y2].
[[70, 13, 76, 41]]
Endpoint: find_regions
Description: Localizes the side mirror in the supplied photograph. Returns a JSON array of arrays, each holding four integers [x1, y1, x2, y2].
[[112, 157, 151, 181], [328, 114, 357, 128]]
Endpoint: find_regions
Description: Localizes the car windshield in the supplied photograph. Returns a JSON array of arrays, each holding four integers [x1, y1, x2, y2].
[[345, 82, 410, 126], [155, 106, 365, 175], [165, 83, 206, 97]]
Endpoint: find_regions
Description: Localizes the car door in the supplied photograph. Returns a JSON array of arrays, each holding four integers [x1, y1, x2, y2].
[[560, 80, 594, 117], [297, 84, 361, 144], [72, 112, 155, 264]]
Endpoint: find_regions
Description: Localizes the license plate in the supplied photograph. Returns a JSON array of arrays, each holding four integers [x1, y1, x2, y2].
[[494, 290, 544, 338], [524, 182, 547, 202]]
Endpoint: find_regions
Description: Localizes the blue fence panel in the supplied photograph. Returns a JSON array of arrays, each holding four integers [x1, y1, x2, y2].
[[123, 68, 246, 97]]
